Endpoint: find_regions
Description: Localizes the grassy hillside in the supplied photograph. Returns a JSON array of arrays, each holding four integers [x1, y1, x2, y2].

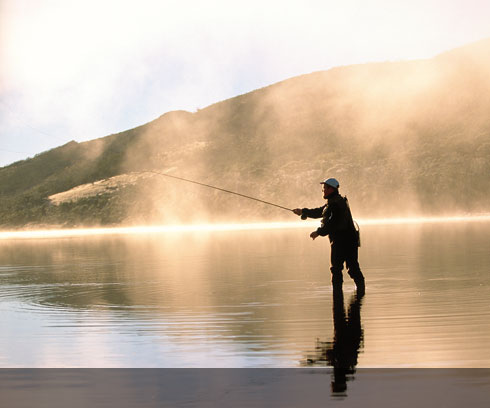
[[1, 39, 489, 228]]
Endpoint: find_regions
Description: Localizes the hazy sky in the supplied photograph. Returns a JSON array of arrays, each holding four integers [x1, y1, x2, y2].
[[1, 0, 489, 167]]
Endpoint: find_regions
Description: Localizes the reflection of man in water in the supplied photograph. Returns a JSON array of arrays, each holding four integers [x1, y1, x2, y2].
[[306, 288, 365, 395], [293, 178, 365, 292]]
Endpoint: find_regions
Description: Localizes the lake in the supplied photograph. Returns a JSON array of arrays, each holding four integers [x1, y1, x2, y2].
[[1, 218, 489, 369], [2, 219, 490, 406]]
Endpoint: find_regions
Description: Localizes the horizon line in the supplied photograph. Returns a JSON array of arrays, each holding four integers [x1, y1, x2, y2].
[[1, 214, 489, 240]]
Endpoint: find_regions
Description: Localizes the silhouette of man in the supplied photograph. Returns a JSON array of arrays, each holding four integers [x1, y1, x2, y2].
[[293, 178, 365, 291]]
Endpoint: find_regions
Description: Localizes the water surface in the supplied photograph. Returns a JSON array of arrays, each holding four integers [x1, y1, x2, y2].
[[1, 220, 489, 368]]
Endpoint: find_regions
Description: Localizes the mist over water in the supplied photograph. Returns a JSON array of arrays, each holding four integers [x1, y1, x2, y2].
[[2, 7, 490, 405], [108, 39, 490, 226], [1, 220, 489, 368], [1, 39, 489, 229]]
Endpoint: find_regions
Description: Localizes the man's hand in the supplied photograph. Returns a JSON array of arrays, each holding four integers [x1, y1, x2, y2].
[[310, 231, 319, 240], [293, 208, 302, 216]]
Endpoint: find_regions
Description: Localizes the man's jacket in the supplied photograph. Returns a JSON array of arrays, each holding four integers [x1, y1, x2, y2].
[[301, 191, 358, 245]]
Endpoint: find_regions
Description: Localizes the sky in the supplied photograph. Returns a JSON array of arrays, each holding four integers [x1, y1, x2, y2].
[[1, 0, 489, 167]]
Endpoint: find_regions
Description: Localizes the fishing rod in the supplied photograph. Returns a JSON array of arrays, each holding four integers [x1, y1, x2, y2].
[[139, 170, 293, 212]]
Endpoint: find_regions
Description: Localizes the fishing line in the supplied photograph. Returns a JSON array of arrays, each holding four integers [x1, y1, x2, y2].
[[140, 170, 293, 212]]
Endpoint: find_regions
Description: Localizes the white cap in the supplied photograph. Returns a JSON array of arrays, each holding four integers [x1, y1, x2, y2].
[[320, 178, 339, 189]]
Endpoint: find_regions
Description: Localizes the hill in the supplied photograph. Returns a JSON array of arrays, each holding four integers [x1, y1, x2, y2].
[[1, 38, 490, 228]]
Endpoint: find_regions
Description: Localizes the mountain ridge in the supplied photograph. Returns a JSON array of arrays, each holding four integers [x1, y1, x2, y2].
[[1, 38, 489, 228]]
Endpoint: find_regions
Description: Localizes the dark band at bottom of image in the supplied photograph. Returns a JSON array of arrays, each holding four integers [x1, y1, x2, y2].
[[1, 368, 489, 408]]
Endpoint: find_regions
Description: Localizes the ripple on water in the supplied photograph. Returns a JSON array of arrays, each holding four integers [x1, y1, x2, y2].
[[1, 222, 490, 367]]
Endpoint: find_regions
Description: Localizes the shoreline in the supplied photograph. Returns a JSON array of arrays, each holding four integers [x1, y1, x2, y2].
[[1, 214, 490, 240]]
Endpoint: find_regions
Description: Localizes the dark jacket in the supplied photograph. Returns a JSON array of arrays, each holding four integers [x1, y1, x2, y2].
[[302, 191, 358, 244]]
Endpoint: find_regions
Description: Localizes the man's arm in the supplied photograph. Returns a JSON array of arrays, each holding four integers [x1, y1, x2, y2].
[[293, 206, 325, 219], [315, 212, 332, 237], [311, 215, 331, 240]]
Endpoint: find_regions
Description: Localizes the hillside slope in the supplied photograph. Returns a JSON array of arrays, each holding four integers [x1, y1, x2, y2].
[[1, 38, 489, 227]]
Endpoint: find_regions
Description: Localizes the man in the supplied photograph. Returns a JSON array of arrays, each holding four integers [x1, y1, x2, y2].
[[293, 178, 365, 291]]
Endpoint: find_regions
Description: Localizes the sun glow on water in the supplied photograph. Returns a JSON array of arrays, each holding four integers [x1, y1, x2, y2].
[[0, 215, 490, 240]]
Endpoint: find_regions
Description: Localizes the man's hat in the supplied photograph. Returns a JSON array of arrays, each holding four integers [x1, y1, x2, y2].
[[320, 178, 340, 189]]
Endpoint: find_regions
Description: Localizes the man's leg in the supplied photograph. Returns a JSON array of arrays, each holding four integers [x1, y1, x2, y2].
[[346, 245, 365, 292], [330, 243, 345, 287]]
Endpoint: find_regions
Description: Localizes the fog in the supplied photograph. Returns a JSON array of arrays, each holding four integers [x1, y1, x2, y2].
[[98, 38, 490, 226], [2, 0, 490, 168], [0, 30, 489, 227]]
